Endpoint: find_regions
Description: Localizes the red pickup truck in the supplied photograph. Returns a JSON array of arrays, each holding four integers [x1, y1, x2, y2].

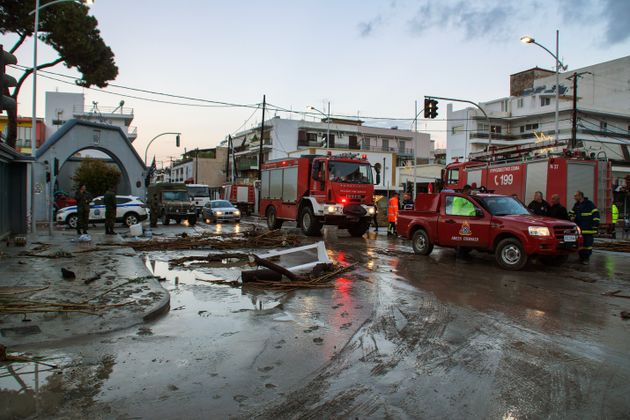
[[396, 192, 581, 270]]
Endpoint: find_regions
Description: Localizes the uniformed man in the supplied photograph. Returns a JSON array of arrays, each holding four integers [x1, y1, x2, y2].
[[570, 190, 600, 265], [611, 201, 619, 239], [104, 187, 116, 235], [149, 193, 159, 228], [74, 184, 91, 235], [527, 191, 550, 216]]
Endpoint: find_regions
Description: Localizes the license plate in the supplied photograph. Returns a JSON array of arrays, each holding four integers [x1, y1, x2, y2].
[[564, 235, 576, 242]]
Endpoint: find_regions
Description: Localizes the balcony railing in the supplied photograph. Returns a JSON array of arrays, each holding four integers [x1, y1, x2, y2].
[[73, 105, 134, 116]]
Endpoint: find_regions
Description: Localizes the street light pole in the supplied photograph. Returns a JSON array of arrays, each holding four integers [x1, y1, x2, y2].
[[28, 0, 86, 235], [144, 132, 181, 166], [308, 104, 331, 148], [521, 30, 566, 143]]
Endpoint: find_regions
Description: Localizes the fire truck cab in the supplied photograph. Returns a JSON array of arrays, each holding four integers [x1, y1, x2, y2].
[[260, 153, 380, 237]]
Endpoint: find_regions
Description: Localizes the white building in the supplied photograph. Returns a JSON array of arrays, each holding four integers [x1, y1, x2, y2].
[[45, 91, 137, 141], [222, 116, 434, 192], [446, 55, 630, 187]]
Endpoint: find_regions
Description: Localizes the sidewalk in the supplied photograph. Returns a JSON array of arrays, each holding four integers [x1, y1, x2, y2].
[[0, 228, 170, 348]]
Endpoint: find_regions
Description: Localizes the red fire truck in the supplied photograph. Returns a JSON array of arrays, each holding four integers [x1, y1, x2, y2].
[[260, 153, 380, 237], [222, 184, 256, 215], [443, 154, 613, 227]]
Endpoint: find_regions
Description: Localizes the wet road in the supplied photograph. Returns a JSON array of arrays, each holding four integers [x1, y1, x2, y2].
[[2, 221, 630, 419]]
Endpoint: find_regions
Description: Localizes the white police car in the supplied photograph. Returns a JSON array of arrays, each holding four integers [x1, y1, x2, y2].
[[56, 195, 149, 229]]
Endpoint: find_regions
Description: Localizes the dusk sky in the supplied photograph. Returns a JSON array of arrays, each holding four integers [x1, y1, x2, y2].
[[7, 0, 630, 166]]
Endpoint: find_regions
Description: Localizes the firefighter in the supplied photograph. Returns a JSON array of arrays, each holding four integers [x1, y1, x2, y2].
[[104, 187, 116, 235], [74, 184, 91, 235], [149, 193, 159, 228], [387, 192, 399, 236], [570, 190, 599, 265]]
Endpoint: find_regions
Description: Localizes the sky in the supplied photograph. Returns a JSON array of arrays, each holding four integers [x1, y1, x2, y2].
[[6, 0, 630, 167]]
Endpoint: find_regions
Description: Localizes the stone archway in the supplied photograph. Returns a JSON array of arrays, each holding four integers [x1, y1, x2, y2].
[[34, 119, 147, 222]]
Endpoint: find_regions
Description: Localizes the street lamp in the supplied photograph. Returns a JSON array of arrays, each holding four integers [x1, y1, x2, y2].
[[308, 102, 331, 148], [520, 30, 567, 143], [144, 132, 181, 166], [28, 0, 88, 235]]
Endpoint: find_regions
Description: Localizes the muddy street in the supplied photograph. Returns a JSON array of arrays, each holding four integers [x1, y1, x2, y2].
[[2, 222, 630, 419]]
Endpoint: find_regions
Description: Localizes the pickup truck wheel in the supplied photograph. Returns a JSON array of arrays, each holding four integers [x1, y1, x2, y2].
[[348, 221, 370, 237], [299, 206, 322, 236], [495, 238, 528, 270], [412, 229, 433, 255], [266, 206, 283, 230]]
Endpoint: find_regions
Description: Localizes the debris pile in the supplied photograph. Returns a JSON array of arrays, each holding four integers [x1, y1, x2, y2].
[[243, 262, 359, 290], [594, 241, 630, 253], [128, 226, 302, 251]]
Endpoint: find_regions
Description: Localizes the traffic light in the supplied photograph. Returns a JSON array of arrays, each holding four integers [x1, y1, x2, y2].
[[176, 134, 181, 147], [429, 99, 439, 119], [423, 98, 431, 119], [0, 45, 17, 113]]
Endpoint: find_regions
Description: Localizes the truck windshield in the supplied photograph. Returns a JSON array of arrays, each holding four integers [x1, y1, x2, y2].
[[163, 191, 189, 201], [187, 186, 209, 197], [328, 162, 373, 184], [479, 196, 530, 216]]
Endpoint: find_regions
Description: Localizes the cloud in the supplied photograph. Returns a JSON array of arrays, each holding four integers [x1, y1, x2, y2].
[[601, 0, 630, 43], [408, 0, 524, 40], [358, 16, 383, 37]]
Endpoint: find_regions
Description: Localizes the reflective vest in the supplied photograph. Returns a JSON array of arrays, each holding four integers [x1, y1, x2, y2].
[[612, 204, 619, 224], [570, 198, 600, 235], [388, 196, 399, 223]]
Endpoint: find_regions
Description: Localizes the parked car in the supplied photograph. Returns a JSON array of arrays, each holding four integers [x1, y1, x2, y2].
[[53, 191, 76, 211], [56, 195, 148, 229], [202, 200, 241, 223]]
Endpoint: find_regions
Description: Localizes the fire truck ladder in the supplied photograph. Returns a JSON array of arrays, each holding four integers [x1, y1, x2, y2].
[[468, 139, 565, 161]]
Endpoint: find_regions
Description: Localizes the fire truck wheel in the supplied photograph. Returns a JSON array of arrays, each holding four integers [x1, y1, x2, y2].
[[495, 238, 528, 270], [412, 229, 433, 255], [299, 206, 322, 236], [266, 206, 283, 230], [348, 221, 370, 237]]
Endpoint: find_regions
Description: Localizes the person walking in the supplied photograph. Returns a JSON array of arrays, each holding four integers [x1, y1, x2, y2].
[[74, 184, 91, 235], [149, 193, 159, 228], [104, 187, 116, 235], [527, 191, 550, 216], [387, 192, 399, 236], [610, 201, 619, 239], [570, 190, 600, 265], [548, 194, 569, 220]]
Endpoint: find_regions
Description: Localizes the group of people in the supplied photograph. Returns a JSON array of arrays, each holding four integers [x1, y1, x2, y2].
[[73, 184, 117, 236]]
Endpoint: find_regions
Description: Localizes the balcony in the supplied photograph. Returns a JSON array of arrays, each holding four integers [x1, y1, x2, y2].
[[127, 126, 137, 142]]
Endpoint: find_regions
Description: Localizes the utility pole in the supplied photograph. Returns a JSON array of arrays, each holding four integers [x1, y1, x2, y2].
[[567, 71, 591, 150], [195, 148, 199, 184], [225, 135, 232, 182], [413, 100, 418, 197], [258, 95, 266, 181]]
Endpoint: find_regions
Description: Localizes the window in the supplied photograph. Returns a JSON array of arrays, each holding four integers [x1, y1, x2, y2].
[[540, 97, 550, 106], [452, 125, 464, 135], [524, 123, 539, 131], [491, 125, 502, 134], [306, 133, 318, 143], [447, 168, 459, 184], [399, 140, 407, 153], [520, 126, 525, 133], [445, 196, 476, 216], [93, 198, 103, 206], [116, 197, 131, 204], [517, 98, 524, 108], [478, 123, 489, 132], [600, 121, 607, 130], [361, 138, 370, 149], [501, 100, 508, 112], [382, 139, 389, 150]]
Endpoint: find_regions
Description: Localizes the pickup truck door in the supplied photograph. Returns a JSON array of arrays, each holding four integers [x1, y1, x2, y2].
[[439, 195, 490, 248]]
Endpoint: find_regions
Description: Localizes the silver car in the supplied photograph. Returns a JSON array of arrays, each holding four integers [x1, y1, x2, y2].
[[202, 200, 241, 223]]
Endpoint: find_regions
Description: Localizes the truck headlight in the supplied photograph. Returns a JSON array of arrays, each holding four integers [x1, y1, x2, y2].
[[367, 207, 376, 215], [327, 205, 336, 214], [528, 226, 550, 236]]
